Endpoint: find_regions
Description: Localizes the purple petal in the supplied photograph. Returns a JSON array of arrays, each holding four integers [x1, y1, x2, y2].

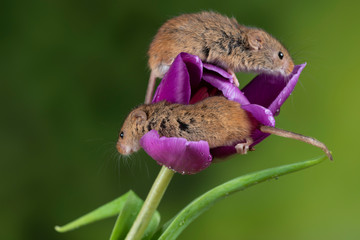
[[241, 104, 275, 127], [210, 146, 237, 159], [148, 52, 306, 164], [241, 63, 306, 115], [179, 52, 203, 90], [152, 54, 192, 104], [241, 104, 275, 146], [268, 63, 306, 114], [140, 130, 212, 174], [203, 63, 233, 80], [202, 71, 250, 105], [211, 64, 306, 158], [249, 129, 271, 147]]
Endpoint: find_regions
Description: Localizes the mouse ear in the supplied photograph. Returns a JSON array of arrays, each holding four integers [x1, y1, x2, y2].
[[246, 29, 265, 51], [131, 110, 147, 125]]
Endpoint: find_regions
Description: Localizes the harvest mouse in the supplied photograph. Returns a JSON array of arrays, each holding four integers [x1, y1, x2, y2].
[[145, 11, 295, 103], [116, 96, 332, 160]]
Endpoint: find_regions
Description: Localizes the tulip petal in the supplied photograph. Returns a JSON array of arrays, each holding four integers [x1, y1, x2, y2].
[[241, 104, 276, 146], [202, 72, 250, 105], [180, 53, 203, 90], [140, 130, 212, 175], [268, 63, 306, 115], [210, 146, 237, 160], [148, 52, 306, 167], [241, 104, 275, 127], [203, 63, 233, 80], [241, 63, 306, 115], [152, 55, 192, 104]]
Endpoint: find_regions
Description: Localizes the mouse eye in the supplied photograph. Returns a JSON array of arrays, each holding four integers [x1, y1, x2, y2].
[[278, 51, 284, 60], [120, 131, 124, 139]]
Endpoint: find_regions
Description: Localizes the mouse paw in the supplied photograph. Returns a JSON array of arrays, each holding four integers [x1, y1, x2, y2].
[[235, 138, 253, 155], [235, 143, 249, 155], [228, 69, 239, 87]]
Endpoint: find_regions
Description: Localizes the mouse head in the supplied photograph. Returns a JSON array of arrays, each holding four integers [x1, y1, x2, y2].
[[245, 28, 294, 76], [117, 107, 147, 155]]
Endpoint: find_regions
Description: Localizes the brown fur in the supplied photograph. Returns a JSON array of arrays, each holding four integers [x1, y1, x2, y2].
[[148, 11, 294, 78], [117, 97, 256, 155], [117, 96, 332, 160]]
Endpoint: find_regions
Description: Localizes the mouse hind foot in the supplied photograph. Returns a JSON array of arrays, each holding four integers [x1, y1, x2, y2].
[[235, 138, 253, 155]]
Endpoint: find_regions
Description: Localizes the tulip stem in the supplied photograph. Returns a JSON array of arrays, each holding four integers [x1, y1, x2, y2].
[[125, 165, 174, 240]]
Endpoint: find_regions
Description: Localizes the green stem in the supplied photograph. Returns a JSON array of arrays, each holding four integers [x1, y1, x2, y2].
[[125, 166, 174, 240]]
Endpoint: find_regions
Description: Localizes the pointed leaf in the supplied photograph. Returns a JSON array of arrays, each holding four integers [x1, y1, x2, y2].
[[55, 190, 160, 239], [55, 191, 132, 233], [109, 192, 142, 240]]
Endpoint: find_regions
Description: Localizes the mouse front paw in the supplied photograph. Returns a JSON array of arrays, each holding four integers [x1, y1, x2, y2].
[[228, 69, 239, 87]]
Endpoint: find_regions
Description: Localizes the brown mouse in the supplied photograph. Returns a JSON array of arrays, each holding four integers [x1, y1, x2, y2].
[[145, 11, 295, 103], [116, 96, 332, 160]]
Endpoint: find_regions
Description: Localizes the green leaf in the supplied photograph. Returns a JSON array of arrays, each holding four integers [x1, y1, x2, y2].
[[109, 191, 161, 240], [155, 156, 328, 240], [55, 191, 132, 233], [109, 191, 142, 240], [55, 190, 160, 239], [141, 210, 161, 240]]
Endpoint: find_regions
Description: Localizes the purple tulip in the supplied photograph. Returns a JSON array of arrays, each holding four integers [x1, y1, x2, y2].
[[140, 52, 306, 174]]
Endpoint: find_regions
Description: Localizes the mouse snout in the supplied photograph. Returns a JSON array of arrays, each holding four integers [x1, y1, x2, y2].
[[117, 140, 140, 155], [286, 60, 295, 75], [116, 141, 131, 155]]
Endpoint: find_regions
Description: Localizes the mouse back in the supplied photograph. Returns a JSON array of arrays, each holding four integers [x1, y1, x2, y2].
[[148, 11, 294, 78], [148, 11, 243, 77], [117, 97, 258, 155]]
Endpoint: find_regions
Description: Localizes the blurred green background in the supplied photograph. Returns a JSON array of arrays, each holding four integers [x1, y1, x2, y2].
[[1, 0, 359, 239]]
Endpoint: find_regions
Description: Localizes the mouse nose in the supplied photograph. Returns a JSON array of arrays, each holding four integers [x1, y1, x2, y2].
[[116, 142, 127, 155], [286, 61, 295, 75]]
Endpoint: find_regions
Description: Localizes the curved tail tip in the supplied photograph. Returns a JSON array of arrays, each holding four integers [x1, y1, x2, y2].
[[327, 151, 333, 161]]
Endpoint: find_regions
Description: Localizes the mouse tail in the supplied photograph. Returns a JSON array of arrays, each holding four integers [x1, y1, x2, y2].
[[145, 71, 157, 104], [259, 125, 333, 160]]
